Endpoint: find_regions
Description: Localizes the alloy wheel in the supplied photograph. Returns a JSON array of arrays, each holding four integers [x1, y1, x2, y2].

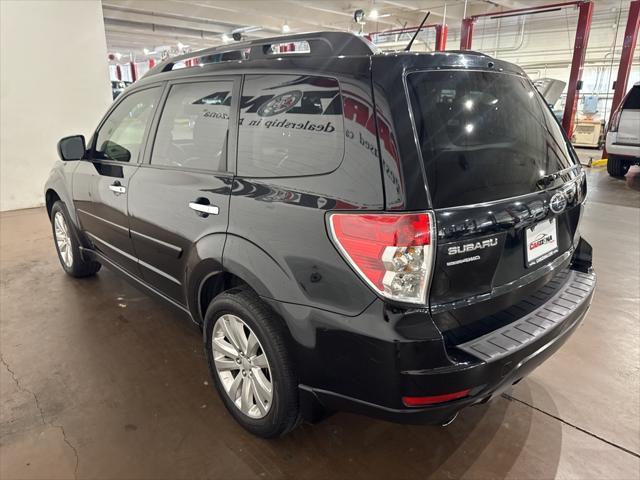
[[212, 314, 273, 418], [54, 211, 73, 268]]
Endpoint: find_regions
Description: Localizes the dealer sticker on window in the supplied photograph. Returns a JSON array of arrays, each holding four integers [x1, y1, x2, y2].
[[525, 219, 559, 267]]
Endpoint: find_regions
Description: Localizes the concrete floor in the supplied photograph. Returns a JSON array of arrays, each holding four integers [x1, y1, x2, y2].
[[1, 166, 639, 480]]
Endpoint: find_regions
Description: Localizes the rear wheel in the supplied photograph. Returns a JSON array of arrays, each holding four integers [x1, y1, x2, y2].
[[203, 288, 300, 438], [607, 155, 631, 177], [50, 201, 101, 277]]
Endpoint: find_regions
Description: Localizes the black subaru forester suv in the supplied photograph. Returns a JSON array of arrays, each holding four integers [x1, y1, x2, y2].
[[46, 32, 595, 438]]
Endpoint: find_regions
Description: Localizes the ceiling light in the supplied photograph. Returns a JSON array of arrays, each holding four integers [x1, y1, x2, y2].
[[177, 42, 185, 50], [369, 9, 379, 20], [114, 52, 122, 60], [143, 48, 150, 55], [222, 34, 231, 43], [282, 22, 290, 33]]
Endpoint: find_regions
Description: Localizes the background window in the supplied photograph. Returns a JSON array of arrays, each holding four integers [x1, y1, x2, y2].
[[237, 75, 344, 177], [622, 85, 640, 110], [94, 87, 160, 162], [151, 81, 233, 171]]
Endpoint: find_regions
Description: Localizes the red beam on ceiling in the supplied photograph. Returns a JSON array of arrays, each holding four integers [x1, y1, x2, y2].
[[460, 1, 586, 49], [435, 24, 448, 51], [460, 18, 474, 50], [561, 1, 593, 137], [609, 0, 640, 128], [470, 1, 583, 20], [129, 62, 138, 82]]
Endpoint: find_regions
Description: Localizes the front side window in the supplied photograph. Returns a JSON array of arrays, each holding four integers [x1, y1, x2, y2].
[[94, 87, 161, 162], [237, 75, 344, 177], [151, 81, 233, 171], [407, 71, 577, 208]]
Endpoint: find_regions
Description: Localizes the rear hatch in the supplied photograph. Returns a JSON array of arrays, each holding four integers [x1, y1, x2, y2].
[[617, 84, 640, 146], [403, 64, 586, 338]]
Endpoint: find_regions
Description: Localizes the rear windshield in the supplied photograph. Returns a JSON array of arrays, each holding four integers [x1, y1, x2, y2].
[[407, 70, 576, 208], [623, 85, 640, 110]]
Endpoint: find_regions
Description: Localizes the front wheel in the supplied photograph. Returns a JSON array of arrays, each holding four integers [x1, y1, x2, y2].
[[607, 155, 631, 177], [50, 201, 101, 277], [203, 288, 300, 438]]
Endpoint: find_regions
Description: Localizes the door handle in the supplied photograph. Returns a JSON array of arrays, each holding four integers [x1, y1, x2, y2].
[[109, 182, 126, 195], [189, 202, 219, 216]]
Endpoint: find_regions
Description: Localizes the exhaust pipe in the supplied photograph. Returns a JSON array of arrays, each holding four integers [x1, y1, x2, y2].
[[441, 412, 459, 427]]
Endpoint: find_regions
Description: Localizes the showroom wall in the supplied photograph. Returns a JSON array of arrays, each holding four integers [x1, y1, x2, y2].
[[0, 1, 112, 211]]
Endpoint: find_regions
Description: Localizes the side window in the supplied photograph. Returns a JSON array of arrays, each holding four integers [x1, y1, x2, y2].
[[237, 75, 344, 177], [151, 81, 233, 172], [623, 85, 640, 110], [94, 87, 161, 162]]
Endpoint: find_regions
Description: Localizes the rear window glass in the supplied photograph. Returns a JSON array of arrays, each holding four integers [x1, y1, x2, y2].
[[407, 70, 576, 208], [151, 81, 233, 172], [623, 85, 640, 109], [237, 75, 344, 177]]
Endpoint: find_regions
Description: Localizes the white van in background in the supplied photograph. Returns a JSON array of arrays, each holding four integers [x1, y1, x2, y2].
[[606, 82, 640, 177]]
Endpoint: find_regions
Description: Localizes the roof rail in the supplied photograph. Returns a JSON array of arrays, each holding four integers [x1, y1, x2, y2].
[[144, 31, 378, 78]]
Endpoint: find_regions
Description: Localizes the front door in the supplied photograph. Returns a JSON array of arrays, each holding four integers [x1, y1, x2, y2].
[[128, 77, 239, 304], [74, 86, 162, 275]]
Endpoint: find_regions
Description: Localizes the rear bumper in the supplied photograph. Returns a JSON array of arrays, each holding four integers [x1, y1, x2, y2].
[[289, 268, 595, 425], [606, 134, 640, 159]]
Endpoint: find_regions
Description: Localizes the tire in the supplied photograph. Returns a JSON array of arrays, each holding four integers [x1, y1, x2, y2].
[[203, 288, 300, 438], [50, 201, 101, 277], [607, 155, 630, 177]]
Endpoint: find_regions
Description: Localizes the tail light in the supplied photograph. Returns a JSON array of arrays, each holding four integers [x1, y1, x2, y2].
[[402, 389, 471, 407], [609, 107, 622, 132], [328, 212, 435, 304]]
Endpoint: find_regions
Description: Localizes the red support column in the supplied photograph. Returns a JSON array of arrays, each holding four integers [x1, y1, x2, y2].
[[115, 65, 122, 81], [460, 18, 474, 50], [609, 0, 640, 126], [148, 58, 156, 69], [561, 1, 593, 138], [435, 24, 448, 51], [129, 61, 138, 82]]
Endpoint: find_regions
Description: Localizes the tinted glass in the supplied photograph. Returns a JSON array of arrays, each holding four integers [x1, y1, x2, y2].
[[237, 75, 344, 177], [151, 81, 233, 171], [623, 85, 640, 110], [95, 87, 160, 162], [407, 71, 576, 208]]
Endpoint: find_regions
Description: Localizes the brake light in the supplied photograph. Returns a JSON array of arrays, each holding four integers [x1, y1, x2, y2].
[[328, 212, 435, 304], [402, 389, 471, 407], [609, 107, 622, 132]]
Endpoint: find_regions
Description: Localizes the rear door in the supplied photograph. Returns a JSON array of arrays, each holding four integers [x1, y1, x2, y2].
[[127, 76, 239, 304], [404, 69, 586, 319], [74, 86, 162, 275]]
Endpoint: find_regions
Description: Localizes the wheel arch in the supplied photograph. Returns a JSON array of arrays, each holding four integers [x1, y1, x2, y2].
[[187, 233, 294, 326], [45, 189, 61, 218], [192, 269, 251, 325], [44, 165, 78, 224]]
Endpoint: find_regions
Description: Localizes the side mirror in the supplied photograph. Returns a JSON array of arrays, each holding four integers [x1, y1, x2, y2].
[[57, 135, 86, 161]]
